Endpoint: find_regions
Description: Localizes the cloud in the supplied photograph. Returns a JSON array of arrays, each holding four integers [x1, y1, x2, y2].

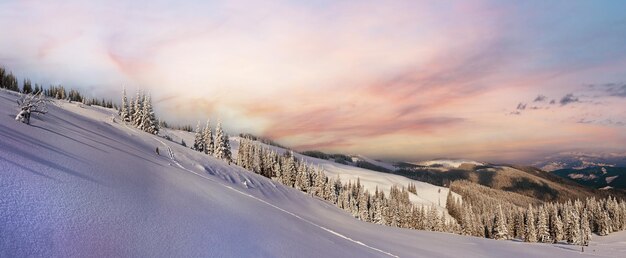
[[1, 0, 626, 163], [596, 83, 626, 97], [533, 95, 546, 102], [559, 94, 580, 106]]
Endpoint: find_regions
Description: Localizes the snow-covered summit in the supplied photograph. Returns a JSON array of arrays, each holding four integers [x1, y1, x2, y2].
[[415, 159, 484, 169]]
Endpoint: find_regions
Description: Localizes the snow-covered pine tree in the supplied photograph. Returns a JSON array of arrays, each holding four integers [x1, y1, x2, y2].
[[236, 138, 244, 166], [138, 94, 158, 134], [446, 191, 459, 220], [597, 210, 611, 236], [120, 87, 130, 122], [525, 204, 537, 242], [263, 150, 275, 178], [550, 207, 564, 243], [322, 172, 333, 200], [127, 93, 135, 121], [461, 205, 474, 235], [493, 204, 509, 240], [272, 152, 282, 180], [514, 211, 525, 240], [192, 122, 204, 152], [358, 189, 370, 221], [295, 161, 308, 192], [132, 91, 144, 126], [252, 145, 263, 174], [580, 209, 591, 246], [147, 95, 159, 134], [202, 119, 213, 155], [281, 154, 296, 187], [328, 176, 338, 204], [537, 206, 551, 243], [213, 122, 232, 164], [315, 168, 326, 198], [567, 207, 581, 244]]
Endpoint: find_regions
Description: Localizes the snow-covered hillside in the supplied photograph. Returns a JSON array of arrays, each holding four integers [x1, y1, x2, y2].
[[163, 129, 456, 215], [415, 159, 484, 169], [1, 90, 623, 257], [351, 155, 399, 171]]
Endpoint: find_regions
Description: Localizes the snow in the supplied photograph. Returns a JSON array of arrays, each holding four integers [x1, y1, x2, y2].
[[1, 89, 624, 257], [415, 159, 484, 168], [229, 138, 457, 216], [165, 129, 457, 215], [351, 155, 399, 171], [568, 173, 598, 180], [606, 176, 619, 184]]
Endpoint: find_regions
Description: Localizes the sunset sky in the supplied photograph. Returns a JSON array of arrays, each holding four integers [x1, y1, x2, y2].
[[1, 0, 625, 163]]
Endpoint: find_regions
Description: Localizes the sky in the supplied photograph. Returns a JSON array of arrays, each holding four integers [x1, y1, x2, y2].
[[1, 0, 625, 163]]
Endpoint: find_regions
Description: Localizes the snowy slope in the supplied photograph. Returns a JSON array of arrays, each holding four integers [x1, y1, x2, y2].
[[352, 155, 399, 171], [415, 159, 484, 169], [164, 129, 456, 214], [0, 90, 623, 257], [224, 137, 458, 215]]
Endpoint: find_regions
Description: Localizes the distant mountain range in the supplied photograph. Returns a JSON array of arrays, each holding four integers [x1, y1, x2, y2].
[[552, 166, 626, 190], [300, 151, 625, 202], [532, 152, 626, 171]]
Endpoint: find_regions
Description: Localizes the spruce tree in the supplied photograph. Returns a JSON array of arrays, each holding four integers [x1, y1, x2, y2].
[[202, 119, 214, 155], [580, 209, 591, 246], [213, 122, 232, 164], [598, 210, 611, 236], [192, 122, 204, 152], [537, 206, 551, 243], [525, 204, 537, 242], [567, 207, 581, 244], [120, 87, 130, 121], [132, 91, 143, 126], [493, 204, 509, 240], [138, 94, 158, 134], [550, 208, 564, 243]]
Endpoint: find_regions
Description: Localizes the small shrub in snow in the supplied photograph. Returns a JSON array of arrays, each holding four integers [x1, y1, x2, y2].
[[15, 92, 48, 125]]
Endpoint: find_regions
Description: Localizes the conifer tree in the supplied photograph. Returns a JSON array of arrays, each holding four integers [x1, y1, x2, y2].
[[213, 122, 232, 164], [493, 204, 509, 240], [132, 91, 144, 126], [138, 94, 158, 134], [597, 210, 611, 236], [202, 119, 214, 155], [567, 207, 581, 244], [22, 79, 33, 94], [525, 204, 537, 242], [120, 87, 130, 122], [192, 122, 204, 152], [580, 209, 591, 246], [295, 161, 308, 191], [537, 206, 551, 243], [550, 207, 564, 243], [281, 154, 297, 187]]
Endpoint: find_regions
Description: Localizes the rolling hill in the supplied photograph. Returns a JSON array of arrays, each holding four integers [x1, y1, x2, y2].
[[552, 166, 626, 190]]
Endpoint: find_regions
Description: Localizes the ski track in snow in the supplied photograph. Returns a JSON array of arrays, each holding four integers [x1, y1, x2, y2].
[[141, 128, 399, 258]]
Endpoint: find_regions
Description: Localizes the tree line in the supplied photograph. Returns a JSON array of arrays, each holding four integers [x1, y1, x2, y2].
[[236, 138, 626, 248], [189, 119, 233, 164], [447, 180, 626, 246], [236, 138, 459, 233], [1, 66, 115, 109]]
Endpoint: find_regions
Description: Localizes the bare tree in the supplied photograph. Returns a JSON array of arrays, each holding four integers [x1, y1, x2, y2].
[[15, 92, 48, 125]]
